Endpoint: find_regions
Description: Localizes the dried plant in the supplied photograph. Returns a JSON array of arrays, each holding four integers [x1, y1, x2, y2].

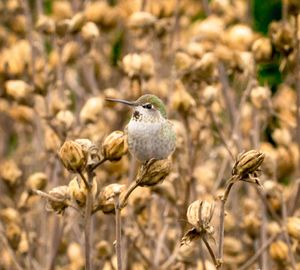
[[1, 1, 300, 270]]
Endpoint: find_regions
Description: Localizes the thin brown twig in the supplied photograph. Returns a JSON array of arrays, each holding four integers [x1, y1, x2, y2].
[[217, 176, 236, 269], [114, 192, 123, 270], [119, 181, 139, 209], [84, 170, 94, 270], [281, 193, 296, 270], [207, 108, 235, 160], [202, 236, 220, 268]]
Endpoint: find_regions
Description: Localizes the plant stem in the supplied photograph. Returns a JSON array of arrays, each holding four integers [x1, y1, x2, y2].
[[202, 236, 219, 268], [217, 177, 235, 269], [119, 181, 139, 208], [114, 193, 123, 270], [84, 171, 94, 270]]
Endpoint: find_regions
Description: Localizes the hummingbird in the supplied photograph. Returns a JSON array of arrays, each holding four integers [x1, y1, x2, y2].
[[106, 94, 176, 162]]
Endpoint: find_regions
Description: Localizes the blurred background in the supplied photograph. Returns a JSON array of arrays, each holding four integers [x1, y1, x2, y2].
[[1, 0, 300, 270]]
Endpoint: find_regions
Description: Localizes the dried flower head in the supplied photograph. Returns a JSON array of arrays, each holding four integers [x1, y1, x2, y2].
[[287, 217, 300, 240], [0, 159, 22, 187], [5, 80, 33, 101], [97, 184, 125, 214], [128, 11, 156, 30], [101, 131, 128, 161], [250, 86, 271, 109], [59, 140, 88, 172], [269, 240, 289, 263], [46, 185, 70, 214], [68, 177, 97, 207], [232, 150, 265, 178], [187, 200, 215, 232], [26, 172, 48, 190], [252, 37, 272, 62], [136, 158, 172, 186]]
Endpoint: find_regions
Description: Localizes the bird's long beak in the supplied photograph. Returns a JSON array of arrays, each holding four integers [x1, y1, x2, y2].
[[105, 98, 137, 106]]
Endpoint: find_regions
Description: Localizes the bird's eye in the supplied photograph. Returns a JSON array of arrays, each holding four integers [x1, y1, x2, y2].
[[142, 103, 153, 109]]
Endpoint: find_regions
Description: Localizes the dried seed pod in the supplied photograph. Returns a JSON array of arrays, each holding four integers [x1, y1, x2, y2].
[[6, 223, 21, 250], [252, 37, 272, 62], [272, 128, 292, 146], [0, 208, 20, 225], [264, 180, 282, 212], [193, 15, 225, 41], [250, 86, 271, 109], [56, 19, 71, 37], [67, 242, 84, 267], [224, 24, 254, 51], [223, 236, 242, 256], [0, 159, 22, 187], [122, 53, 142, 78], [101, 131, 128, 161], [36, 15, 55, 34], [140, 53, 155, 79], [174, 51, 194, 73], [97, 184, 125, 214], [18, 231, 29, 254], [5, 80, 32, 101], [170, 80, 196, 115], [136, 158, 172, 187], [232, 150, 265, 177], [75, 139, 100, 166], [269, 21, 294, 54], [267, 221, 281, 236], [242, 213, 261, 238], [26, 172, 47, 190], [46, 185, 70, 214], [68, 177, 97, 207], [79, 96, 104, 124], [287, 217, 300, 240], [269, 240, 289, 263], [96, 240, 112, 259], [69, 12, 86, 33], [81, 22, 100, 42], [202, 85, 219, 105], [62, 41, 80, 64], [128, 11, 156, 29], [44, 126, 61, 153], [59, 140, 87, 172], [52, 1, 72, 20], [193, 52, 217, 79], [54, 110, 75, 131], [187, 200, 215, 231]]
